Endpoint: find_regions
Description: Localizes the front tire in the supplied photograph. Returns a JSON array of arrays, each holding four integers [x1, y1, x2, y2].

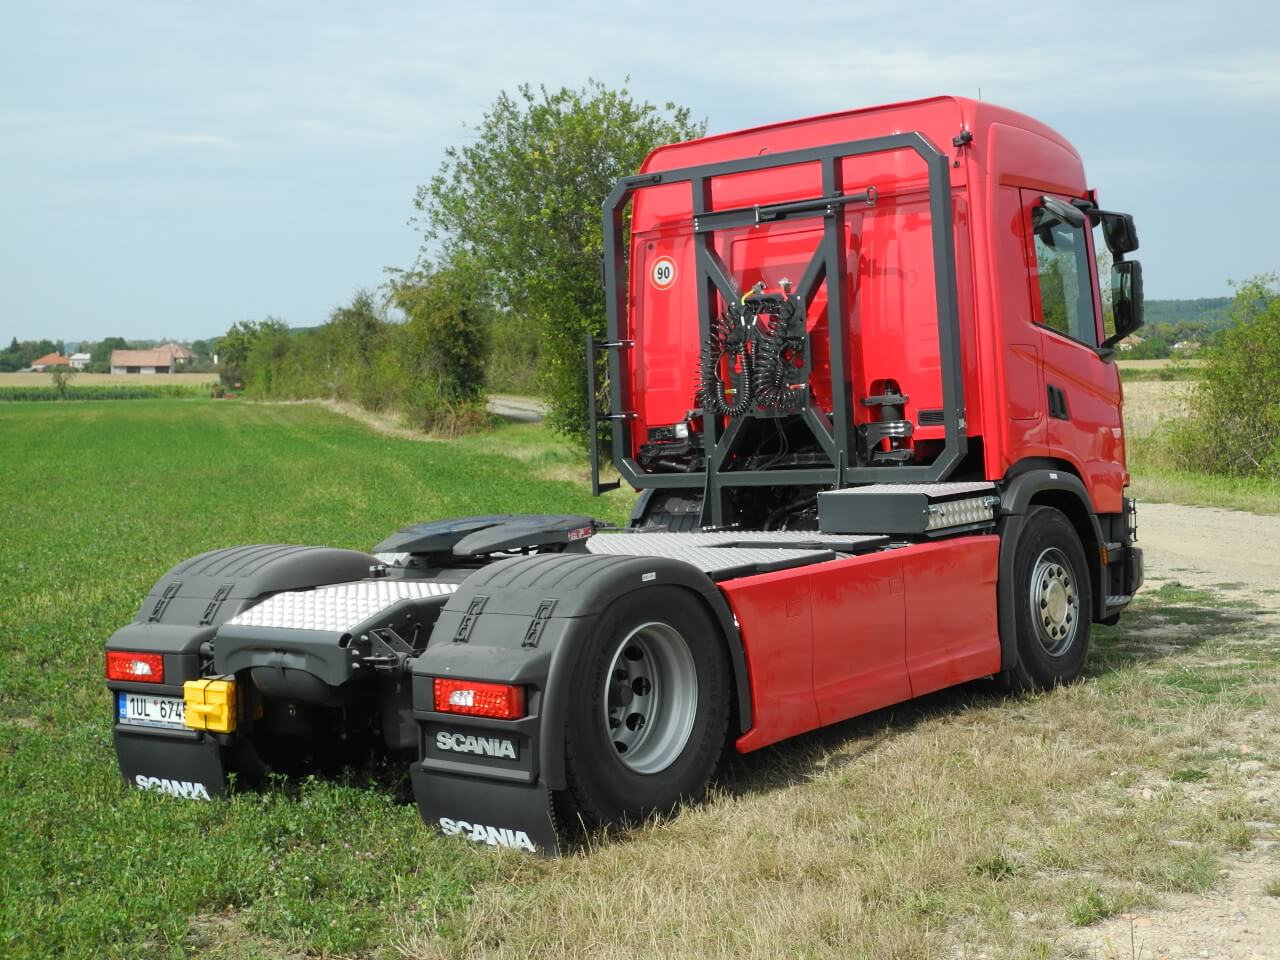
[[1008, 505, 1092, 690], [558, 586, 730, 828]]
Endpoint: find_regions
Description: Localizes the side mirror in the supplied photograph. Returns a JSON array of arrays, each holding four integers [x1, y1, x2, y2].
[[1101, 212, 1139, 255], [1102, 260, 1144, 349]]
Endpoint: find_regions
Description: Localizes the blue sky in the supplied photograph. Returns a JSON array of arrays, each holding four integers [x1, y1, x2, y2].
[[2, 0, 1277, 344]]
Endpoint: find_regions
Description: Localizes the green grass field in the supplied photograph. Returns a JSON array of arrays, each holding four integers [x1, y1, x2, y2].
[[0, 401, 628, 959], [2, 401, 1277, 959]]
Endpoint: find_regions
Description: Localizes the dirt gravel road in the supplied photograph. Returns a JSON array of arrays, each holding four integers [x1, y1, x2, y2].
[[1138, 501, 1280, 594], [1074, 500, 1280, 960]]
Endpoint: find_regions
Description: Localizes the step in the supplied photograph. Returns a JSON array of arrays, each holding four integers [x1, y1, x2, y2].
[[818, 482, 999, 536]]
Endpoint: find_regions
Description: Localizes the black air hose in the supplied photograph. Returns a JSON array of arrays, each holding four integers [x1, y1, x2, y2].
[[697, 294, 804, 416], [698, 309, 754, 416]]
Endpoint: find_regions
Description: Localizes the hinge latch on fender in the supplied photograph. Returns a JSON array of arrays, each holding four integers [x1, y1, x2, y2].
[[523, 599, 556, 648], [148, 581, 182, 623], [454, 595, 488, 643]]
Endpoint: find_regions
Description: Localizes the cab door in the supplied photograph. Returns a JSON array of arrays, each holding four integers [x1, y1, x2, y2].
[[1019, 190, 1126, 513]]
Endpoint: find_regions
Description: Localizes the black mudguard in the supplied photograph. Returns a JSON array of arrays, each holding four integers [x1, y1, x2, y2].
[[408, 552, 748, 854], [107, 544, 377, 794], [114, 727, 226, 800]]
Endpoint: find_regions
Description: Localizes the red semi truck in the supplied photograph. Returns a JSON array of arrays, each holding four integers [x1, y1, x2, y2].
[[106, 95, 1144, 853]]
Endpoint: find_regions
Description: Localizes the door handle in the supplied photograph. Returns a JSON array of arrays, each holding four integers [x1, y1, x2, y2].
[[1047, 385, 1070, 421]]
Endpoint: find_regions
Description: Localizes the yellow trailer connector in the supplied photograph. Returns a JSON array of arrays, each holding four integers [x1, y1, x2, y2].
[[184, 677, 237, 733]]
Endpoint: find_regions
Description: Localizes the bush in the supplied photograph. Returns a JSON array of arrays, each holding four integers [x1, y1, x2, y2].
[[228, 276, 494, 437], [396, 260, 491, 431], [1165, 275, 1280, 479]]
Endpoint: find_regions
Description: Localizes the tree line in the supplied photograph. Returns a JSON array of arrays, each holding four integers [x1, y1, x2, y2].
[[0, 337, 216, 373], [223, 80, 703, 441]]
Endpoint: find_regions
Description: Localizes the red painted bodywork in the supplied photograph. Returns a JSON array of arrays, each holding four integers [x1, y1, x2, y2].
[[623, 95, 1128, 512], [724, 536, 999, 753]]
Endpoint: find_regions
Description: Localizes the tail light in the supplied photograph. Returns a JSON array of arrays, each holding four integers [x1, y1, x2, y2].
[[433, 678, 525, 720], [106, 651, 165, 684]]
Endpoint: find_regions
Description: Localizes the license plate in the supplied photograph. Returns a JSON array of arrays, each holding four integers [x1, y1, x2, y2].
[[117, 692, 186, 729]]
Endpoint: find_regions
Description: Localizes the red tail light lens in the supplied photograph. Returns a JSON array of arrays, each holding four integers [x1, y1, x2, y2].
[[433, 678, 525, 720], [106, 651, 164, 684]]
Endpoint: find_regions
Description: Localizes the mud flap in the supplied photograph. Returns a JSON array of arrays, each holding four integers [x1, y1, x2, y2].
[[114, 728, 225, 800], [411, 763, 560, 855]]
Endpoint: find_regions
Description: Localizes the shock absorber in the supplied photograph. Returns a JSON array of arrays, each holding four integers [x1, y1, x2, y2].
[[860, 382, 914, 464]]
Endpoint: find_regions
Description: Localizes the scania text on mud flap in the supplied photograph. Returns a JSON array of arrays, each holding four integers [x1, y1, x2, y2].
[[106, 96, 1145, 854]]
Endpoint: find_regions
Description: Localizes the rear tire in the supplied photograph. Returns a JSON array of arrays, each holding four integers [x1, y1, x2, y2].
[[558, 586, 730, 828], [1008, 505, 1092, 690]]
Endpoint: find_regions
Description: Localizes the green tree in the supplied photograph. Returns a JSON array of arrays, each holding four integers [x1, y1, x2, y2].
[[217, 321, 271, 386], [1125, 334, 1171, 360], [90, 336, 127, 373], [0, 338, 22, 372], [49, 367, 77, 398], [325, 290, 397, 409], [415, 79, 705, 443], [191, 339, 210, 358], [242, 320, 292, 396], [396, 258, 491, 431], [1181, 275, 1280, 478]]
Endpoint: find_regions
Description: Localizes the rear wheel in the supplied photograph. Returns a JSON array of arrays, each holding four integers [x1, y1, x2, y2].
[[1009, 505, 1093, 690], [558, 586, 730, 828]]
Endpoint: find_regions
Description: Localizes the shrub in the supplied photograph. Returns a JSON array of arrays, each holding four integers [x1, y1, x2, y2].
[[1167, 275, 1280, 479], [396, 260, 491, 431]]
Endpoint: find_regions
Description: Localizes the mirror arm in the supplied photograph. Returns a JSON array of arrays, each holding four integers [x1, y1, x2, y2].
[[1039, 195, 1087, 229]]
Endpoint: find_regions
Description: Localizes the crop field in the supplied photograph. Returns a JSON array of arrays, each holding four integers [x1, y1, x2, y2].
[[0, 373, 217, 386], [1, 401, 1278, 959], [0, 373, 218, 402]]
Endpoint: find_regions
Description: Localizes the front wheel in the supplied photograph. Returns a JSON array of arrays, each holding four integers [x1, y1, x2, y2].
[[1008, 505, 1093, 690], [558, 586, 730, 829]]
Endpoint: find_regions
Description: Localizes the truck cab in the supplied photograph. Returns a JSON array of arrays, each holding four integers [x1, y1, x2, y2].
[[595, 96, 1142, 530]]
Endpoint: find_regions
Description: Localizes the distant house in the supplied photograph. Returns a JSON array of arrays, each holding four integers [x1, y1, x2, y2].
[[1172, 339, 1201, 352], [110, 343, 196, 374], [69, 352, 92, 370], [31, 353, 71, 372], [1116, 333, 1144, 351]]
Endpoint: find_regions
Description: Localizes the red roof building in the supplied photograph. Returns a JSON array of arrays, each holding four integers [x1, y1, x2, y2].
[[31, 353, 71, 370]]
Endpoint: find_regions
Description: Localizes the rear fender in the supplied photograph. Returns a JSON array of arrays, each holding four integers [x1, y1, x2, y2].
[[110, 545, 378, 659], [413, 552, 749, 791], [408, 552, 748, 853], [107, 544, 377, 794]]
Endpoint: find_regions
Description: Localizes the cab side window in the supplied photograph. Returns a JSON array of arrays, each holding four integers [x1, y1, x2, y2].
[[1031, 208, 1098, 347]]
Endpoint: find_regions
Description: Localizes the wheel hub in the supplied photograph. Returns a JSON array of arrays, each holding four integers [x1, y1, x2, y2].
[[1030, 548, 1079, 658], [602, 622, 698, 775]]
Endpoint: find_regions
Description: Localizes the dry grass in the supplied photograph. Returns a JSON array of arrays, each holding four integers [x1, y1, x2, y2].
[[0, 371, 216, 386], [1123, 375, 1280, 513], [401, 585, 1280, 960], [1122, 381, 1196, 440], [1116, 359, 1206, 371]]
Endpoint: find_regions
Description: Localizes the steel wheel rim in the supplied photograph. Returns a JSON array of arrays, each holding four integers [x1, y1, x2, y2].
[[1030, 547, 1079, 657], [602, 621, 698, 775]]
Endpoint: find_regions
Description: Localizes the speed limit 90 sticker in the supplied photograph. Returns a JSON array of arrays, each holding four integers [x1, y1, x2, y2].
[[650, 256, 677, 290]]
